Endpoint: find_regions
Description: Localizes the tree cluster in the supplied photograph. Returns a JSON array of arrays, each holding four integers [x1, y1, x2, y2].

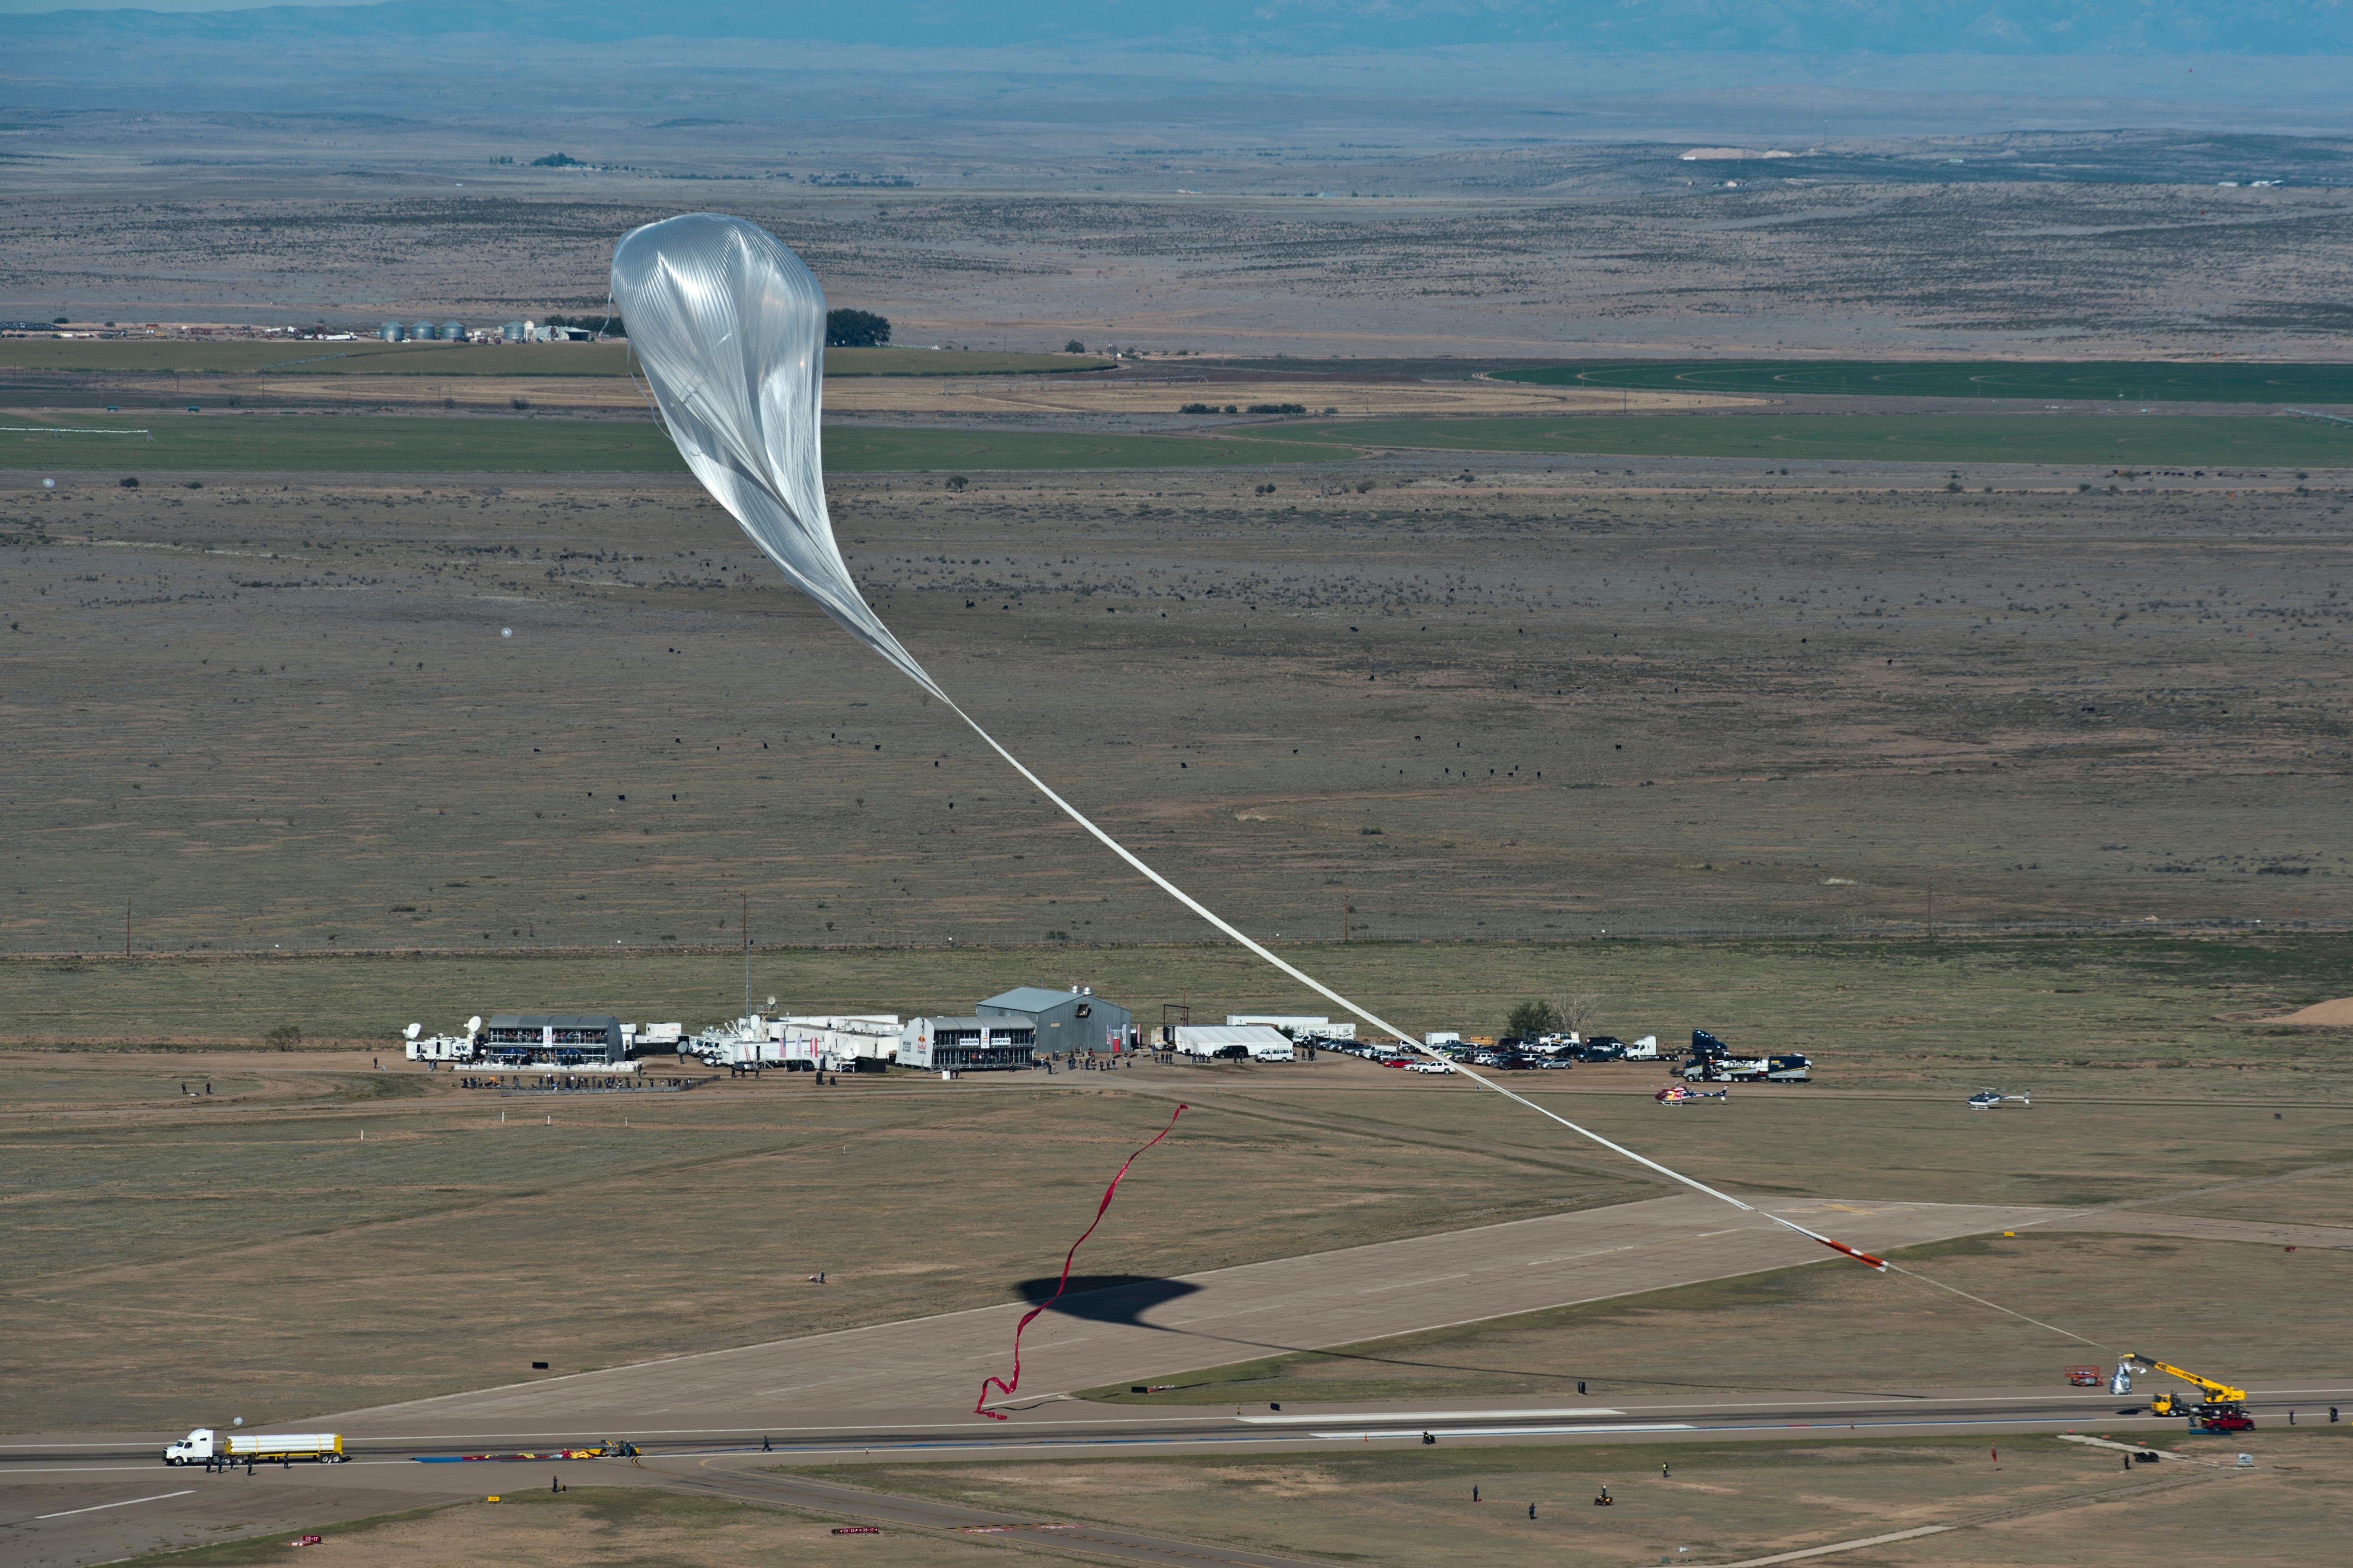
[[826, 309, 891, 348]]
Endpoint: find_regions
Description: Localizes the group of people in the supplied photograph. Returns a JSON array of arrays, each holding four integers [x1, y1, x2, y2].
[[1036, 1050, 1128, 1074]]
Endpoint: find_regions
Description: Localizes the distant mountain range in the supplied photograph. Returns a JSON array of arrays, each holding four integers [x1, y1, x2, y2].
[[8, 0, 2353, 55]]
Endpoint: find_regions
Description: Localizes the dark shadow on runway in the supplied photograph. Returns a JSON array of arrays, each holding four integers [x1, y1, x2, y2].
[[1017, 1274, 1200, 1328]]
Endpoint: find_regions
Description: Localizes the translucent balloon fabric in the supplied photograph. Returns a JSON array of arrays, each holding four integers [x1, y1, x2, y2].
[[610, 212, 937, 694]]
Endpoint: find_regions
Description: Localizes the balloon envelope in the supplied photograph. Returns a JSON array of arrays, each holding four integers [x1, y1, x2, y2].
[[610, 213, 935, 693]]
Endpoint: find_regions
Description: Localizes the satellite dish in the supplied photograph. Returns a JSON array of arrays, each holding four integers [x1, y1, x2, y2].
[[467, 1015, 483, 1034], [404, 1023, 422, 1040], [767, 995, 777, 1007]]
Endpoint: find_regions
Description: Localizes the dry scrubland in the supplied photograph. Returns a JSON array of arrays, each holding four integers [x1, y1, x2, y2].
[[5, 166, 2353, 357], [3, 464, 2348, 955]]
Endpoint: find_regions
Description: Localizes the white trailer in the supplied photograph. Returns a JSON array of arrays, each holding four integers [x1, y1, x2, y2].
[[779, 1014, 901, 1069], [685, 1015, 776, 1064], [1225, 1015, 1356, 1041], [165, 1428, 345, 1465]]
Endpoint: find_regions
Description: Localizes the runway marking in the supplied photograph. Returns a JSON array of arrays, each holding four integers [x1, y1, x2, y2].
[[1241, 1408, 1622, 1425], [34, 1489, 194, 1519], [1358, 1272, 1470, 1293], [1308, 1424, 1693, 1439], [1717, 1523, 1954, 1565]]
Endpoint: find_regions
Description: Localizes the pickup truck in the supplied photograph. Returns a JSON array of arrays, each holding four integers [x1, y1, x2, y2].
[[164, 1428, 346, 1465]]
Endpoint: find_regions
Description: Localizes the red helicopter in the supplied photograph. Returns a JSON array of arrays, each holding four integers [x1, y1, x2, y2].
[[1655, 1083, 1729, 1105]]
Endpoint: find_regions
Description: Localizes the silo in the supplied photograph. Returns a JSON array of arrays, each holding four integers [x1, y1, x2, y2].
[[502, 321, 526, 343], [410, 320, 435, 342], [381, 321, 404, 342], [440, 320, 465, 341]]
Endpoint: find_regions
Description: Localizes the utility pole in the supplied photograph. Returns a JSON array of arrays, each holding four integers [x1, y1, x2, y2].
[[1340, 887, 1349, 943], [124, 895, 131, 956], [1926, 884, 1934, 942], [742, 891, 752, 1016]]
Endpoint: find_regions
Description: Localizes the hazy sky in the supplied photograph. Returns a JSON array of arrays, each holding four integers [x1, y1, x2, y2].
[[4, 0, 2348, 54]]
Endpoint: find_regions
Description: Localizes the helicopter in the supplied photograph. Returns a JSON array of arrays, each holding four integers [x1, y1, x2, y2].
[[1967, 1088, 2031, 1110]]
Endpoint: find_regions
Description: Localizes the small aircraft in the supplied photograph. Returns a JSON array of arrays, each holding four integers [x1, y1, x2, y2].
[[1655, 1084, 1729, 1105], [1967, 1088, 2031, 1110]]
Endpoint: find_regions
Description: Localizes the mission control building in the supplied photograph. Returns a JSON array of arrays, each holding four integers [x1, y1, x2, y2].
[[897, 986, 1133, 1072], [980, 986, 1133, 1055]]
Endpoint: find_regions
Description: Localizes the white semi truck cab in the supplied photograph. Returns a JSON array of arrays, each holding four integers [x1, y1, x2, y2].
[[164, 1428, 346, 1465]]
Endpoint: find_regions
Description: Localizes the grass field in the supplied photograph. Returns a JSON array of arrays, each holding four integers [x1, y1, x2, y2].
[[1262, 413, 2353, 466], [0, 414, 1340, 472], [1494, 360, 2353, 404], [0, 341, 1110, 378], [808, 1431, 2353, 1568], [118, 1492, 959, 1568], [1076, 1231, 2352, 1405]]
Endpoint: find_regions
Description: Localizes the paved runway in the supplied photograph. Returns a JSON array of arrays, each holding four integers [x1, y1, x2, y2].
[[324, 1193, 2054, 1438], [10, 1193, 2345, 1568]]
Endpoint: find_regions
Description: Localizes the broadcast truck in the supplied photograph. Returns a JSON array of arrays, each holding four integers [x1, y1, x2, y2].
[[164, 1428, 346, 1465]]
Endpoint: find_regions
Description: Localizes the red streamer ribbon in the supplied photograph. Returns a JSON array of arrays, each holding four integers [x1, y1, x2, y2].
[[974, 1102, 1187, 1420], [1818, 1236, 1890, 1271]]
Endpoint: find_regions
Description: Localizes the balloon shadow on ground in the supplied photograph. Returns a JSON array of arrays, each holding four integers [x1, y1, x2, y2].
[[1016, 1274, 1200, 1329]]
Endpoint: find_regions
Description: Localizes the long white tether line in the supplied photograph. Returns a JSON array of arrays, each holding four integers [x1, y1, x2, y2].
[[930, 687, 2123, 1355], [610, 266, 2106, 1359]]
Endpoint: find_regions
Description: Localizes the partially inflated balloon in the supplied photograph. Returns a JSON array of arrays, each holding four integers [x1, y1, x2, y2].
[[610, 213, 937, 694]]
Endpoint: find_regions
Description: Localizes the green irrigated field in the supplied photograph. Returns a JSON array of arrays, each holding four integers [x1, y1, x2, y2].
[[0, 414, 1337, 473], [825, 427, 1344, 471], [1, 412, 685, 471], [1263, 413, 2353, 466], [1495, 360, 2353, 404], [0, 341, 1110, 378]]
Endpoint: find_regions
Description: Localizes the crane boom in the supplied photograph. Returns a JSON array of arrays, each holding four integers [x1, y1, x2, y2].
[[2125, 1352, 2245, 1404]]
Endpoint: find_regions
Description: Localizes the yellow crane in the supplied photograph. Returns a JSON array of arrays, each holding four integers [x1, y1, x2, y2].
[[2126, 1352, 2251, 1431]]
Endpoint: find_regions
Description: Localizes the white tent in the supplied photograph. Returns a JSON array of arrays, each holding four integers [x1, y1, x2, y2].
[[1173, 1024, 1294, 1061]]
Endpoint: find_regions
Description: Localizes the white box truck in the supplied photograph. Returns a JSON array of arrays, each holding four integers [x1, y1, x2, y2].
[[165, 1428, 345, 1465]]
